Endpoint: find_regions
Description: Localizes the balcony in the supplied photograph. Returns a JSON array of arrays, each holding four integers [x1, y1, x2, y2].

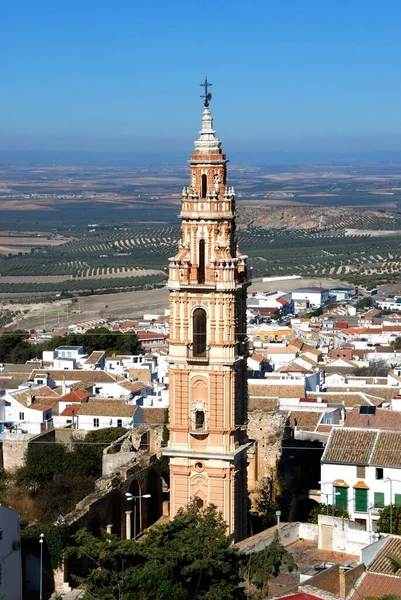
[[189, 416, 209, 436], [187, 344, 210, 363]]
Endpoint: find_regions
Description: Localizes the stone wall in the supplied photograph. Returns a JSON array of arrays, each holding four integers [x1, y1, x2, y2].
[[247, 408, 288, 483]]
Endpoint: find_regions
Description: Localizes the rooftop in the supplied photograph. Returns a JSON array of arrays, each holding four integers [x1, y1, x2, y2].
[[78, 399, 136, 418]]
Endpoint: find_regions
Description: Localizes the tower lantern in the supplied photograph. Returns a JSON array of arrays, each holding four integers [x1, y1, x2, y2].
[[162, 81, 252, 540]]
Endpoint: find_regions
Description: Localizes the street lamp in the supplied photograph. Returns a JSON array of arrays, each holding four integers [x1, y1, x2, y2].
[[39, 532, 44, 600], [275, 510, 281, 535], [125, 493, 151, 541], [319, 481, 340, 516]]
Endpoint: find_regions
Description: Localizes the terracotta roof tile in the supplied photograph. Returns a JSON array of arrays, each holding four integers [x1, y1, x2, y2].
[[288, 411, 323, 431], [142, 408, 167, 425], [84, 351, 105, 365], [350, 573, 401, 600], [345, 407, 401, 430], [368, 537, 401, 575], [29, 404, 51, 412], [248, 383, 305, 398], [371, 431, 401, 467], [78, 399, 136, 418], [59, 389, 90, 403], [29, 369, 124, 384], [60, 405, 80, 417], [323, 428, 377, 465], [118, 380, 150, 393], [307, 392, 375, 407], [327, 386, 392, 402]]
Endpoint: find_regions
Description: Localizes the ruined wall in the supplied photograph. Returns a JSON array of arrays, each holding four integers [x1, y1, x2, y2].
[[247, 407, 288, 484]]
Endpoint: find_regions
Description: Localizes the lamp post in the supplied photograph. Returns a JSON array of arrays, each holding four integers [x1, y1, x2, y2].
[[125, 493, 151, 541], [275, 510, 281, 535], [39, 532, 44, 600], [319, 480, 340, 516]]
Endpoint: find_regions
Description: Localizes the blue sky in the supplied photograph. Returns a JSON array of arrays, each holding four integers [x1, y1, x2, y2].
[[1, 0, 401, 154]]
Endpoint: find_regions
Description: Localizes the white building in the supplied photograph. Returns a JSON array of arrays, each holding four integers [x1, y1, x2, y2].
[[76, 399, 143, 430], [329, 287, 353, 302], [0, 505, 22, 600], [321, 426, 401, 531], [292, 287, 332, 312], [3, 389, 53, 434]]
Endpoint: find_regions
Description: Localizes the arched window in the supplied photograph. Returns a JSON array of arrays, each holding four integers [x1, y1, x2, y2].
[[195, 497, 204, 509], [193, 308, 207, 357], [195, 410, 205, 430], [201, 174, 207, 198], [198, 239, 205, 284]]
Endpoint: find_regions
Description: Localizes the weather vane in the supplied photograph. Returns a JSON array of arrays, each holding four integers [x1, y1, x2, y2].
[[200, 77, 212, 107]]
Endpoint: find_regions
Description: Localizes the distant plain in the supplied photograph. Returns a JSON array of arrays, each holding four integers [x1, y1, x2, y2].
[[1, 160, 401, 329]]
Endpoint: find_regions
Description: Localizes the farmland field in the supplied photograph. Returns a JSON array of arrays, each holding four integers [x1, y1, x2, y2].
[[1, 161, 401, 299]]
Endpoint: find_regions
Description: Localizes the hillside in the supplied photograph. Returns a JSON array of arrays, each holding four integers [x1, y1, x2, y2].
[[238, 205, 401, 233]]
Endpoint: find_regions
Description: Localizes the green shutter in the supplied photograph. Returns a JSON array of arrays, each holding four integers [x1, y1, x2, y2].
[[374, 492, 384, 508], [395, 494, 401, 506], [335, 486, 348, 510], [355, 488, 368, 512]]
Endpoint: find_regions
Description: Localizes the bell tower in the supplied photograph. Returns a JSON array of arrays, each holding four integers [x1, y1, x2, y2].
[[162, 80, 252, 540]]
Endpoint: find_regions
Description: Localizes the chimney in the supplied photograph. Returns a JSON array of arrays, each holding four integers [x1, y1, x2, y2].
[[339, 566, 346, 598], [27, 384, 33, 408]]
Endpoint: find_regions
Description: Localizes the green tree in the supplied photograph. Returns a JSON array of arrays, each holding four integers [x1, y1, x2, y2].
[[70, 427, 128, 478], [245, 531, 297, 598], [40, 328, 142, 355], [0, 330, 35, 363], [356, 296, 374, 311], [307, 503, 349, 524], [253, 475, 281, 529], [17, 442, 68, 492], [377, 505, 401, 535], [68, 503, 246, 600]]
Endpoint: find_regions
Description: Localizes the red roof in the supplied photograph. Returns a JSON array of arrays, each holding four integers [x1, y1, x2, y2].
[[137, 331, 167, 340], [29, 404, 51, 412], [59, 389, 90, 402], [60, 405, 80, 417]]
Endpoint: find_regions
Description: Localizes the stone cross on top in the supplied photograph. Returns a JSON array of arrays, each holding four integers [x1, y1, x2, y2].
[[200, 77, 212, 107]]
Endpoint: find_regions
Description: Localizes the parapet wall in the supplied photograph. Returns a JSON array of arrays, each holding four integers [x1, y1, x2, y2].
[[236, 521, 318, 554]]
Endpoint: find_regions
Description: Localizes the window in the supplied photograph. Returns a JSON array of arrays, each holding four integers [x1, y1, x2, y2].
[[93, 418, 99, 428], [195, 411, 205, 430], [195, 497, 204, 509], [193, 308, 207, 357], [198, 239, 205, 284], [374, 492, 385, 508], [66, 419, 72, 424], [19, 412, 24, 420], [201, 174, 207, 198], [117, 419, 123, 428], [95, 387, 101, 394], [36, 379, 44, 385], [395, 494, 401, 506], [376, 468, 384, 480], [356, 466, 366, 478], [355, 488, 368, 513], [335, 486, 348, 510]]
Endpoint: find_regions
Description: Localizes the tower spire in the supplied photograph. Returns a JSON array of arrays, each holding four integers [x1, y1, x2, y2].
[[163, 83, 252, 541], [200, 76, 212, 107]]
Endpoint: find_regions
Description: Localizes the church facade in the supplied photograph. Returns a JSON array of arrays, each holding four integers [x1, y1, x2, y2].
[[162, 84, 252, 540]]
